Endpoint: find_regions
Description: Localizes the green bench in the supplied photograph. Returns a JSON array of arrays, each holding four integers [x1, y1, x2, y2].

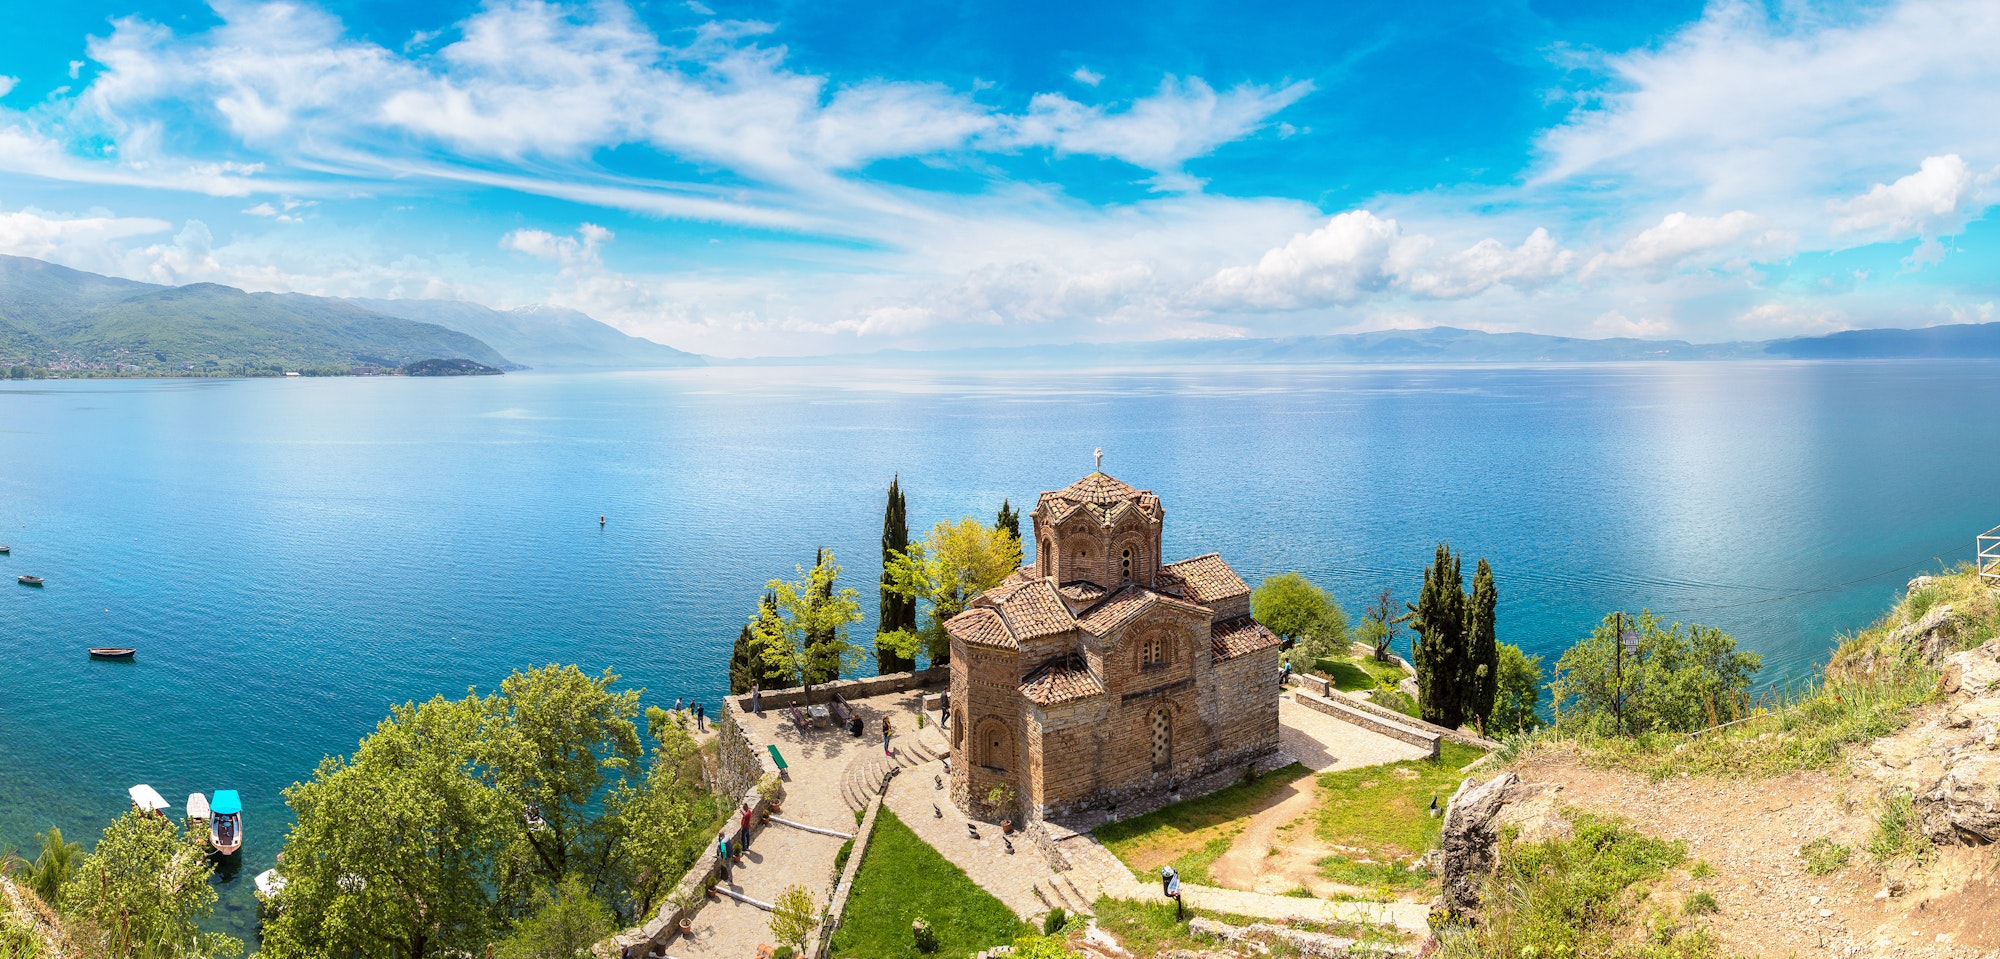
[[767, 744, 788, 775]]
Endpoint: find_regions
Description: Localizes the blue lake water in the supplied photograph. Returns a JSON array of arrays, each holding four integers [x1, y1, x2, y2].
[[2, 360, 1997, 934]]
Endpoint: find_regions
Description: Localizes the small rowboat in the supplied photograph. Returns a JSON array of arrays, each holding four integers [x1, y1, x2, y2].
[[0, 545, 10, 553], [18, 575, 42, 586], [129, 784, 169, 816], [187, 792, 210, 824], [90, 648, 137, 659]]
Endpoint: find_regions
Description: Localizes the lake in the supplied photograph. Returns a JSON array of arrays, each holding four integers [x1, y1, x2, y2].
[[2, 360, 1995, 934]]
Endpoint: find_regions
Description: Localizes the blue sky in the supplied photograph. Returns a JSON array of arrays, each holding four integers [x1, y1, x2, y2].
[[1, 0, 1996, 356]]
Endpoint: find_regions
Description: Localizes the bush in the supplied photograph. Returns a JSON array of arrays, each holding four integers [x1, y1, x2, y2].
[[1551, 612, 1761, 736], [911, 917, 938, 953], [1042, 907, 1067, 936], [1437, 814, 1688, 959], [1688, 859, 1714, 879], [1798, 838, 1850, 876], [1683, 891, 1719, 915], [1868, 790, 1934, 865]]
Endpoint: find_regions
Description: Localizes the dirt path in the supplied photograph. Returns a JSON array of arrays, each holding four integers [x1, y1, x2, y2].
[[1511, 745, 2000, 959]]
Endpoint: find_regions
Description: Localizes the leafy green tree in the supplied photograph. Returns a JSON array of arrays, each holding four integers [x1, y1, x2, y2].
[[1409, 544, 1468, 730], [995, 499, 1020, 541], [1251, 572, 1348, 662], [877, 477, 917, 674], [883, 518, 1023, 667], [491, 876, 615, 959], [1549, 612, 1763, 736], [1356, 588, 1404, 663], [480, 666, 643, 890], [1489, 643, 1544, 736], [768, 885, 818, 953], [756, 551, 865, 703], [737, 592, 797, 691], [261, 694, 516, 959], [602, 708, 720, 920], [60, 810, 241, 958], [1467, 559, 1500, 736]]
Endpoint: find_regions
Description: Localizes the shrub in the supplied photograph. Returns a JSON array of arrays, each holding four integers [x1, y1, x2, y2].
[[769, 885, 818, 952], [1042, 907, 1067, 936], [1683, 891, 1719, 916], [1437, 814, 1687, 959], [1798, 838, 1850, 875], [1008, 933, 1084, 958], [1688, 859, 1714, 879], [1868, 790, 1934, 865], [911, 917, 938, 953], [1551, 612, 1761, 736]]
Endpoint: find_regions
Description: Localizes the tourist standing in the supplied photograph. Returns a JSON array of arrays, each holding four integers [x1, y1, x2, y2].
[[1161, 865, 1182, 918], [674, 696, 684, 714], [695, 701, 707, 731], [717, 834, 731, 879], [751, 681, 762, 716], [740, 802, 755, 851], [882, 716, 893, 756]]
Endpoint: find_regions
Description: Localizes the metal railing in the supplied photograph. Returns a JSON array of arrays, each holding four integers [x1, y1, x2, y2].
[[1980, 525, 2000, 584]]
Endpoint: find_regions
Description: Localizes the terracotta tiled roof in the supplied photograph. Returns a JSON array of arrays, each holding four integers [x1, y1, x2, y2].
[[1159, 553, 1250, 605], [995, 579, 1075, 642], [1211, 615, 1283, 661], [1019, 656, 1104, 705], [1056, 581, 1109, 604], [1075, 584, 1209, 636], [1034, 471, 1164, 528], [944, 607, 1015, 649]]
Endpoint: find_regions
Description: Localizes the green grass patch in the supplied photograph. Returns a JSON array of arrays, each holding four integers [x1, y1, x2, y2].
[[1437, 814, 1695, 959], [1867, 790, 1935, 866], [1311, 742, 1487, 894], [1314, 655, 1407, 693], [1090, 897, 1403, 955], [1094, 764, 1312, 881], [1683, 891, 1719, 916], [827, 809, 1031, 959], [1798, 837, 1850, 876]]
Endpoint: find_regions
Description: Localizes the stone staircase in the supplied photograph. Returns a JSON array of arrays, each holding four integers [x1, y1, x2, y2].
[[1030, 868, 1096, 917], [839, 726, 949, 815]]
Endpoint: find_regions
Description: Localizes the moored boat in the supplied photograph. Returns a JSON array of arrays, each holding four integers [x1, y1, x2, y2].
[[210, 789, 243, 856], [0, 545, 10, 553], [187, 791, 210, 825], [18, 575, 42, 586], [129, 784, 169, 816], [254, 868, 287, 904], [89, 647, 137, 659]]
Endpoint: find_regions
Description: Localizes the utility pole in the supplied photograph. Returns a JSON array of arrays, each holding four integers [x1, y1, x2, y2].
[[1613, 611, 1625, 736]]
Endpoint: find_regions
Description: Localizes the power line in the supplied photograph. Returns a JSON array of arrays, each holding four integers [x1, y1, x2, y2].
[[1643, 539, 1966, 618]]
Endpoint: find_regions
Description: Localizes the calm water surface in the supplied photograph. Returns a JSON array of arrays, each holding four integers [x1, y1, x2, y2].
[[1, 361, 1995, 933]]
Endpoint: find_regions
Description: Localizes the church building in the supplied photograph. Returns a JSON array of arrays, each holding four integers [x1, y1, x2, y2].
[[946, 469, 1284, 821]]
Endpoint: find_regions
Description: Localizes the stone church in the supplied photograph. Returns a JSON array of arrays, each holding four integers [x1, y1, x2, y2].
[[946, 469, 1284, 821]]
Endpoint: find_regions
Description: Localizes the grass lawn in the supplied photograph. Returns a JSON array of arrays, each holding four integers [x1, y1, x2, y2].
[[827, 809, 1031, 959], [1312, 741, 1486, 893], [1313, 654, 1407, 692], [1090, 897, 1408, 954], [1093, 764, 1312, 883]]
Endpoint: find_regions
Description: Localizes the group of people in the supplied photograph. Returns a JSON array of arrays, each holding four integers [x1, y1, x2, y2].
[[670, 696, 709, 732], [716, 801, 759, 878]]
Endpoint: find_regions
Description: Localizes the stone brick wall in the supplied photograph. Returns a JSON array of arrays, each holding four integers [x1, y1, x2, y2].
[[732, 667, 948, 713]]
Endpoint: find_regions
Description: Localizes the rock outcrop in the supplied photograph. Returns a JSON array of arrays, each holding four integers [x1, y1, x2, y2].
[[1914, 637, 2000, 845], [1434, 772, 1567, 924]]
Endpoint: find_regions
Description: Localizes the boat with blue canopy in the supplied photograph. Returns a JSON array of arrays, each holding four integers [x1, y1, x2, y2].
[[210, 789, 243, 856]]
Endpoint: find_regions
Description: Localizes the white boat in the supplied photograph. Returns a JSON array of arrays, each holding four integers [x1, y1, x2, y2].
[[254, 868, 286, 900], [187, 792, 210, 823], [209, 790, 243, 856], [128, 784, 169, 816]]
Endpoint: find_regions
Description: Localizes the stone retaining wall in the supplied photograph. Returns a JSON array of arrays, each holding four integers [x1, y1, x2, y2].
[[599, 708, 787, 959], [734, 668, 950, 712], [1292, 688, 1441, 759], [811, 788, 886, 958], [1285, 675, 1500, 751]]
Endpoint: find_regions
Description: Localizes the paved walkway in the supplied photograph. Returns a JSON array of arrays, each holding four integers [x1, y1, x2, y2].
[[670, 691, 930, 959], [1277, 692, 1435, 772]]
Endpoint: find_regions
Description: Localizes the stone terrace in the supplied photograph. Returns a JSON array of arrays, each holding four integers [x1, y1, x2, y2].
[[667, 687, 942, 959]]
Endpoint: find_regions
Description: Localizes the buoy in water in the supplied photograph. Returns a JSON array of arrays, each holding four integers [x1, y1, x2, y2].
[[599, 515, 605, 527]]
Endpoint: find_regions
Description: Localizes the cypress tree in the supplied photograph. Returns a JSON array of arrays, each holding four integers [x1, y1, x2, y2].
[[1409, 543, 1467, 729], [804, 547, 842, 685], [996, 499, 1020, 541], [729, 622, 757, 695], [876, 477, 917, 673], [1467, 558, 1499, 736]]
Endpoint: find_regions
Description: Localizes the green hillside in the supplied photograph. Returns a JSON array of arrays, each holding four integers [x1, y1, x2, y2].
[[0, 256, 517, 376]]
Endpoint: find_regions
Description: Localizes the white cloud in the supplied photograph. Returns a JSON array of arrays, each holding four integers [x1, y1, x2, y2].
[[1401, 228, 1574, 298], [1601, 210, 1766, 271], [1008, 76, 1312, 189], [1830, 154, 1991, 239], [0, 77, 16, 98], [687, 1, 715, 15], [502, 223, 613, 268], [1071, 66, 1103, 86], [1196, 214, 1577, 310], [67, 60, 84, 79], [0, 206, 173, 263]]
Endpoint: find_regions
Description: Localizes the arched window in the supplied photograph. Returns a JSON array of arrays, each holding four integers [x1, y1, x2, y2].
[[1121, 548, 1133, 582], [1151, 707, 1173, 770], [977, 719, 1012, 771], [1142, 633, 1164, 667], [1039, 537, 1052, 575]]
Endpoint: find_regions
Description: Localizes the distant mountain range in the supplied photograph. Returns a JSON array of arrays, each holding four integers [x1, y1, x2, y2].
[[0, 255, 700, 375], [729, 322, 2000, 367]]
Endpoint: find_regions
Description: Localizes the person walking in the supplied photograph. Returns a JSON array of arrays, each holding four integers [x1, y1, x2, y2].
[[717, 833, 731, 879], [882, 716, 893, 756], [751, 681, 762, 716], [939, 689, 950, 729], [739, 802, 755, 851], [694, 701, 706, 731]]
